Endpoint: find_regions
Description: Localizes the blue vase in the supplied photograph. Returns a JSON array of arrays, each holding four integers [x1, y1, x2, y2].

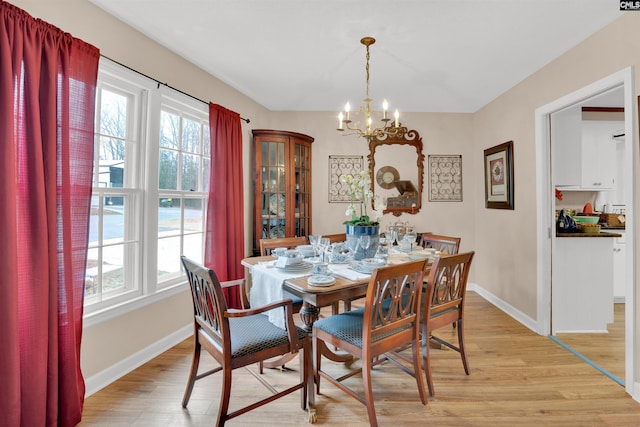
[[345, 224, 379, 260]]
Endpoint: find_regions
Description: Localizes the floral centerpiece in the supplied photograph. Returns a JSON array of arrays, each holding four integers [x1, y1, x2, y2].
[[340, 171, 380, 259], [340, 171, 379, 226]]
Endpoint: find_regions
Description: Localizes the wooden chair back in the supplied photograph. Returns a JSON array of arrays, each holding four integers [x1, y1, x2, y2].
[[418, 233, 461, 255], [259, 236, 308, 256], [364, 260, 427, 355], [422, 251, 475, 396], [323, 233, 346, 243]]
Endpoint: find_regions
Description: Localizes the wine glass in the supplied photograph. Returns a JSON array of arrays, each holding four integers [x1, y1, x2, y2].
[[359, 235, 372, 258], [318, 237, 330, 262], [396, 225, 405, 243], [388, 229, 398, 246], [404, 227, 417, 251], [309, 234, 321, 259]]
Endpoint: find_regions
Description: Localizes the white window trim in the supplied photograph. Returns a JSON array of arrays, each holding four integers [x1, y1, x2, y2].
[[84, 58, 208, 324]]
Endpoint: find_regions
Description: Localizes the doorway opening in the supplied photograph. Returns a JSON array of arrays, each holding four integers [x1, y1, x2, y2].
[[534, 67, 636, 396]]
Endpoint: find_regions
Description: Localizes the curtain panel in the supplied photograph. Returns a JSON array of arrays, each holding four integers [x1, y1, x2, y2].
[[204, 103, 244, 309], [0, 2, 99, 426]]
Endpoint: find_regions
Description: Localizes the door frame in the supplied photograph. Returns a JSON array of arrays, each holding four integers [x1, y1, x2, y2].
[[534, 67, 637, 397]]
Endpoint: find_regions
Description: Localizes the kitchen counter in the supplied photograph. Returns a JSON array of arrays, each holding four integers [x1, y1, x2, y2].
[[556, 231, 622, 238], [553, 234, 614, 333]]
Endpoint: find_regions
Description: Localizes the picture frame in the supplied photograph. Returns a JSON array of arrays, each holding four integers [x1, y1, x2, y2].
[[428, 155, 462, 202], [484, 141, 514, 209]]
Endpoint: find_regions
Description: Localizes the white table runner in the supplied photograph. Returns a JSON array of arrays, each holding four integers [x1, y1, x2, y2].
[[250, 262, 311, 329]]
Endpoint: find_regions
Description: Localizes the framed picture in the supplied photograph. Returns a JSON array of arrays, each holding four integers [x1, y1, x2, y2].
[[484, 141, 514, 209], [428, 155, 462, 202]]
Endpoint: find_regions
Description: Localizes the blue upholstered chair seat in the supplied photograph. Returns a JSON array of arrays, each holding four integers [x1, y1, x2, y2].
[[313, 307, 410, 349], [227, 315, 308, 358]]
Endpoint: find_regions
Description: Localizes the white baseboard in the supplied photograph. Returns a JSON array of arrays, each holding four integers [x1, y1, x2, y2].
[[84, 324, 193, 397], [467, 282, 539, 334]]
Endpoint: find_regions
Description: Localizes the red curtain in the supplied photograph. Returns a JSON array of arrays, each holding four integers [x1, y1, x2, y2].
[[0, 2, 99, 426], [204, 104, 244, 309]]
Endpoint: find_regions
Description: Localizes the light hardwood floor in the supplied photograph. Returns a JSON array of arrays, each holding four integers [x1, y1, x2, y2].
[[555, 303, 625, 382], [78, 293, 640, 426]]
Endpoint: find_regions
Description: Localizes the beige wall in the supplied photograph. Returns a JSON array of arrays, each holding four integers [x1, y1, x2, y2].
[[10, 1, 640, 393], [473, 12, 640, 318]]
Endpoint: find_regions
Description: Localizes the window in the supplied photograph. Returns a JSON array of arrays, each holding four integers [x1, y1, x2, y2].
[[155, 102, 209, 288], [84, 58, 208, 315]]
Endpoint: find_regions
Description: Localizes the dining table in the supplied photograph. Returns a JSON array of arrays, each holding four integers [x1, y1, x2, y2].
[[240, 250, 433, 362]]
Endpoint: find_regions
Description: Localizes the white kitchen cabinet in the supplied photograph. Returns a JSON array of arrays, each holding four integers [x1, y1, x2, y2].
[[612, 230, 626, 302], [580, 121, 619, 189], [553, 236, 614, 333], [552, 110, 620, 190], [552, 106, 582, 187]]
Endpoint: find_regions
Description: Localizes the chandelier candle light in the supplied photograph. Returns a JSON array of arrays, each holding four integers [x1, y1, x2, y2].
[[337, 36, 407, 141]]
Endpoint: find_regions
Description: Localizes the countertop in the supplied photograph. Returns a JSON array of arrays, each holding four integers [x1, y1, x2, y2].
[[556, 231, 622, 238]]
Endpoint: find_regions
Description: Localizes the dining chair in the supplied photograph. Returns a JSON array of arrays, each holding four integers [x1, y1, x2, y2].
[[421, 251, 475, 396], [313, 260, 428, 427], [418, 233, 461, 255], [180, 256, 315, 425], [258, 236, 309, 370], [259, 236, 308, 255], [323, 232, 346, 243], [258, 237, 307, 313]]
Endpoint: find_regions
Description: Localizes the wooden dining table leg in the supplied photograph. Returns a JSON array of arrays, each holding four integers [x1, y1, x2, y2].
[[299, 302, 353, 363]]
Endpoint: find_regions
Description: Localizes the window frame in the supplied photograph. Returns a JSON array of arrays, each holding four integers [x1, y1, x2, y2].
[[84, 58, 208, 323]]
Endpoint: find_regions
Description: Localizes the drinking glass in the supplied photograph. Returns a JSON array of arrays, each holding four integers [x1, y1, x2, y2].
[[388, 229, 398, 246], [318, 237, 330, 262], [404, 227, 417, 250], [309, 234, 321, 258], [359, 235, 372, 257]]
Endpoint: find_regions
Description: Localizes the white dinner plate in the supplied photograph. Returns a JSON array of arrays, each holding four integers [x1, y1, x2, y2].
[[275, 262, 312, 273], [307, 275, 336, 286]]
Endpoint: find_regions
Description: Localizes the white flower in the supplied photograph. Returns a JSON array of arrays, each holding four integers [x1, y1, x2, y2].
[[340, 171, 378, 226], [345, 204, 355, 217]]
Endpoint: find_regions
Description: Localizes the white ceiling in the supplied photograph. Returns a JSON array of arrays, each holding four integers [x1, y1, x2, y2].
[[90, 0, 624, 113]]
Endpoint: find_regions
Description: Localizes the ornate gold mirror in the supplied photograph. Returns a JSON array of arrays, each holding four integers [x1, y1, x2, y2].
[[368, 128, 424, 216]]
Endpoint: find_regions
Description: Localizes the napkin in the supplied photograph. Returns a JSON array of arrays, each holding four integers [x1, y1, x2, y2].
[[329, 264, 370, 281]]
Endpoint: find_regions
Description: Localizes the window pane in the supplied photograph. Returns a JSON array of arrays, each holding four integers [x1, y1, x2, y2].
[[99, 137, 125, 189], [202, 157, 210, 193], [183, 233, 203, 263], [181, 153, 199, 191], [159, 148, 178, 189], [160, 111, 179, 149], [158, 197, 181, 237], [203, 126, 210, 156], [100, 89, 127, 138], [158, 236, 181, 278], [102, 243, 126, 293], [182, 118, 200, 153], [184, 198, 203, 232]]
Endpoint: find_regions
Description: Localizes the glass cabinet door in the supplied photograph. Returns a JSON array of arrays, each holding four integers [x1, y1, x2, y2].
[[260, 139, 286, 239], [252, 130, 314, 255]]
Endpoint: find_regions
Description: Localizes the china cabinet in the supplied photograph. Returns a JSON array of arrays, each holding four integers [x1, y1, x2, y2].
[[252, 129, 313, 255]]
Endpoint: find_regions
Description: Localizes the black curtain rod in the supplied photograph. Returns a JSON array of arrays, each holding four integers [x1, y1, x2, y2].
[[100, 54, 250, 124]]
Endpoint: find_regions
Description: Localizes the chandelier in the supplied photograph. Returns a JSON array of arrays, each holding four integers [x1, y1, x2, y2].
[[337, 36, 407, 141]]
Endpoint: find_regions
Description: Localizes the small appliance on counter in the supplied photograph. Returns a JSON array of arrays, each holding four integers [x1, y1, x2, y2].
[[556, 209, 577, 233]]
